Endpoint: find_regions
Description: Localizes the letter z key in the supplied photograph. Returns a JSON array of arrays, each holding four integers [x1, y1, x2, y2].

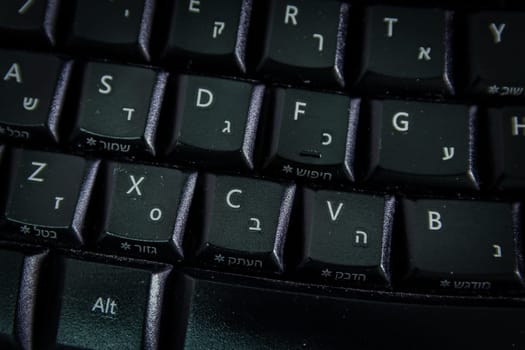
[[2, 149, 98, 247]]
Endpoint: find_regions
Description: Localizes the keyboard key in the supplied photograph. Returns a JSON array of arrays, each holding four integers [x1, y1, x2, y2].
[[0, 250, 24, 349], [0, 249, 44, 350], [295, 189, 393, 286], [3, 149, 98, 247], [262, 87, 355, 183], [0, 50, 71, 144], [97, 161, 197, 261], [44, 258, 169, 350], [162, 0, 250, 73], [66, 0, 155, 61], [466, 12, 525, 97], [358, 6, 453, 96], [0, 0, 58, 47], [172, 272, 525, 349], [363, 100, 478, 191], [256, 0, 348, 87], [165, 75, 263, 170], [488, 107, 525, 190], [400, 199, 521, 292], [192, 174, 295, 274], [70, 62, 166, 157]]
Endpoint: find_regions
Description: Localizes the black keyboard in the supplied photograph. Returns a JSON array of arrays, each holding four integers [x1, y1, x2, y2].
[[0, 0, 525, 349]]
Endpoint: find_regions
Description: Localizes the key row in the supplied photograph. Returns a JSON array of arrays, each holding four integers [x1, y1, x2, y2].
[[1, 148, 522, 293], [1, 0, 525, 96], [1, 52, 524, 191], [3, 250, 523, 350]]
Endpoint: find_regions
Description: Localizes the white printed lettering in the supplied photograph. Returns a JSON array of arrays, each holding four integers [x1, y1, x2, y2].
[[489, 23, 506, 44], [226, 189, 242, 209], [511, 116, 525, 136], [126, 175, 145, 196], [27, 162, 47, 182], [3, 63, 23, 83], [213, 21, 225, 38], [98, 75, 113, 94], [384, 17, 398, 37], [355, 230, 368, 246], [18, 0, 35, 15], [222, 120, 231, 134], [493, 244, 502, 258], [54, 197, 64, 210], [442, 147, 455, 160], [284, 5, 298, 25], [91, 297, 118, 315], [313, 33, 324, 52], [189, 0, 200, 13], [149, 208, 162, 221], [321, 132, 332, 146], [23, 97, 39, 111], [248, 218, 262, 232], [418, 47, 431, 61], [327, 201, 343, 221], [428, 211, 442, 231], [122, 107, 135, 121], [392, 112, 409, 132], [196, 88, 214, 108], [294, 101, 307, 120]]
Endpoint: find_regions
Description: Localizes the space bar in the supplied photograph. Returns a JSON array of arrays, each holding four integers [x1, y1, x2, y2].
[[170, 271, 525, 350]]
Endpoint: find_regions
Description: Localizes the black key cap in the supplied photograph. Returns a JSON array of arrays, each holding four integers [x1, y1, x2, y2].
[[97, 161, 197, 261], [256, 0, 348, 87], [66, 0, 155, 61], [162, 0, 250, 73], [0, 50, 71, 144], [488, 107, 525, 190], [165, 75, 263, 170], [358, 6, 452, 96], [466, 12, 525, 97], [171, 272, 525, 350], [363, 100, 478, 191], [0, 249, 44, 350], [0, 0, 58, 47], [192, 174, 295, 274], [70, 62, 166, 157], [42, 258, 169, 350], [0, 250, 23, 349], [400, 199, 521, 292], [262, 88, 355, 183], [295, 189, 393, 286], [2, 149, 98, 247]]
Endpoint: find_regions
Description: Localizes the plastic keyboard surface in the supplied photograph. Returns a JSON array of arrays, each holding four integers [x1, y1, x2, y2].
[[0, 0, 525, 349]]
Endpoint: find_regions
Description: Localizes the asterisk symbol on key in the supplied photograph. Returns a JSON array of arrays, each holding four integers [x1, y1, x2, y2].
[[440, 279, 451, 288], [20, 225, 30, 234], [282, 164, 293, 174], [488, 85, 500, 95], [120, 242, 131, 251], [86, 137, 97, 146], [214, 254, 225, 263], [321, 268, 332, 278]]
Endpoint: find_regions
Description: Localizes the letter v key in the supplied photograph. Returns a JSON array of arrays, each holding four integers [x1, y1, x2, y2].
[[327, 201, 343, 222]]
